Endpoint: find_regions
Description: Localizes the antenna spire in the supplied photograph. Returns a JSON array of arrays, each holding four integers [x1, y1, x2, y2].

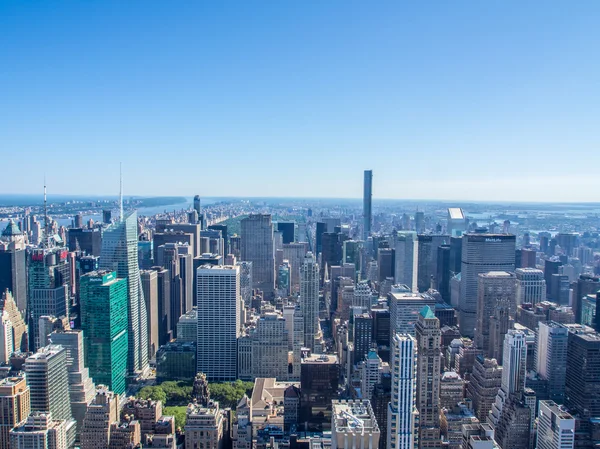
[[43, 176, 50, 247], [119, 163, 124, 222]]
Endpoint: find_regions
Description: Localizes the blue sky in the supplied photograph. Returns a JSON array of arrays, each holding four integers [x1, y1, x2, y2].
[[2, 1, 599, 201]]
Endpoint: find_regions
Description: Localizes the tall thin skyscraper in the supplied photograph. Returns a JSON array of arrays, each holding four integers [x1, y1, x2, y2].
[[99, 210, 149, 376], [300, 252, 319, 351], [196, 265, 241, 381], [459, 231, 516, 337], [388, 333, 417, 449], [240, 214, 275, 298], [140, 269, 159, 361], [363, 170, 372, 241], [415, 306, 441, 448], [0, 220, 27, 313]]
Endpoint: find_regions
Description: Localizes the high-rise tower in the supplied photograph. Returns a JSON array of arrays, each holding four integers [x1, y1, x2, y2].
[[387, 333, 417, 449], [415, 306, 442, 448], [79, 270, 128, 395], [240, 214, 275, 298], [196, 265, 241, 381], [99, 210, 149, 376], [459, 231, 516, 337], [300, 252, 319, 351], [363, 170, 372, 241]]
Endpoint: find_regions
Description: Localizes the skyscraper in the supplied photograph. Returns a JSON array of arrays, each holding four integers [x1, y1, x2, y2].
[[196, 265, 241, 381], [536, 400, 575, 449], [79, 386, 120, 449], [0, 220, 27, 313], [415, 306, 441, 448], [515, 268, 546, 305], [27, 247, 71, 351], [300, 252, 320, 351], [565, 327, 600, 420], [363, 170, 372, 241], [536, 321, 568, 403], [388, 333, 417, 449], [417, 234, 449, 293], [99, 210, 149, 376], [48, 329, 96, 440], [0, 376, 30, 448], [459, 232, 516, 337], [240, 214, 275, 298], [25, 345, 75, 440], [395, 231, 417, 292], [0, 290, 27, 355], [79, 271, 129, 395], [140, 269, 159, 360], [475, 271, 516, 357]]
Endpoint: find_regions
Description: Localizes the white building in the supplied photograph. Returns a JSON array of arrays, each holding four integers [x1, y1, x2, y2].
[[387, 333, 417, 449], [251, 313, 289, 380], [10, 411, 68, 449], [331, 400, 380, 449], [515, 268, 546, 306], [196, 265, 241, 381], [360, 350, 383, 400], [185, 401, 224, 449], [388, 285, 437, 340], [536, 400, 574, 449]]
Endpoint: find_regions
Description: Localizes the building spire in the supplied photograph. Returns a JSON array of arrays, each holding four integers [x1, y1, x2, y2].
[[43, 175, 50, 248], [119, 162, 124, 222]]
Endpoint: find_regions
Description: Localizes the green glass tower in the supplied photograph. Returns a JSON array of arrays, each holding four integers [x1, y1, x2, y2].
[[80, 270, 128, 395]]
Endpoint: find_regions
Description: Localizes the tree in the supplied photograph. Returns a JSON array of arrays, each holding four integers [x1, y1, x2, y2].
[[137, 385, 167, 404], [209, 380, 254, 409]]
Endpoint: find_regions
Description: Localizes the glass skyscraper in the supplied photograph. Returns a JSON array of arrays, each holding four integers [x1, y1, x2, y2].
[[79, 270, 128, 395], [99, 210, 148, 376]]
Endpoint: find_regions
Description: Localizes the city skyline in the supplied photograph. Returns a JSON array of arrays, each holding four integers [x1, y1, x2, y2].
[[3, 2, 600, 201]]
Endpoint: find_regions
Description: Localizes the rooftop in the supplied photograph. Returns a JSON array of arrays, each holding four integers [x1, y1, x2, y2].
[[332, 400, 378, 433]]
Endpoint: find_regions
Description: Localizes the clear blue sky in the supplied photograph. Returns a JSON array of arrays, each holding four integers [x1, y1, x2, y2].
[[2, 1, 599, 201]]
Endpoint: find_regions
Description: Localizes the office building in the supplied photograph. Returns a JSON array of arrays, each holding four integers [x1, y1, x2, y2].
[[0, 220, 27, 313], [276, 222, 295, 245], [447, 208, 466, 237], [378, 247, 395, 283], [440, 402, 478, 449], [241, 214, 275, 298], [389, 286, 437, 339], [388, 333, 417, 449], [10, 411, 68, 449], [331, 400, 380, 449], [185, 400, 224, 449], [108, 419, 141, 449], [543, 259, 562, 300], [152, 266, 172, 346], [0, 290, 27, 356], [536, 321, 568, 403], [395, 231, 418, 292], [140, 269, 159, 360], [459, 232, 516, 337], [0, 376, 30, 448], [515, 268, 546, 306], [99, 210, 149, 375], [25, 345, 76, 446], [417, 234, 449, 293], [461, 423, 499, 449], [300, 252, 320, 351], [352, 310, 373, 365], [28, 246, 71, 351], [251, 313, 289, 380], [520, 248, 537, 269], [155, 220, 202, 257], [488, 330, 532, 449], [475, 271, 516, 357], [67, 227, 102, 256], [536, 400, 575, 449], [236, 261, 253, 306], [565, 328, 600, 420], [300, 354, 339, 431], [415, 306, 442, 448], [466, 356, 502, 422], [437, 244, 452, 303], [80, 386, 119, 449], [363, 170, 372, 240], [156, 341, 197, 382], [48, 329, 96, 440], [80, 271, 128, 395], [196, 265, 241, 381], [208, 224, 229, 254], [572, 275, 600, 324], [439, 371, 465, 410]]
